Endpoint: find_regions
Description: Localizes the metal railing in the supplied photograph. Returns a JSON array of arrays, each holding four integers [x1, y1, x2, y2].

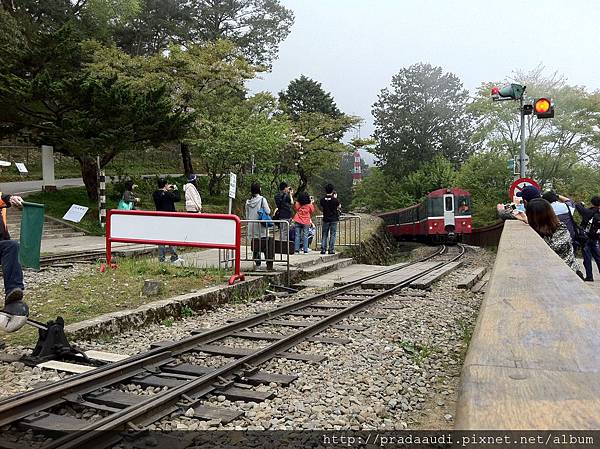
[[219, 219, 291, 285], [312, 213, 362, 253]]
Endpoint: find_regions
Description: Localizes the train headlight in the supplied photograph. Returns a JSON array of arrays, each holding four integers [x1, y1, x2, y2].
[[429, 226, 433, 230], [462, 221, 466, 226]]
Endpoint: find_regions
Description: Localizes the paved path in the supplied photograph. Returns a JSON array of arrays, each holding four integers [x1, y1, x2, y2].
[[0, 178, 84, 196], [578, 257, 600, 295], [1, 174, 185, 196]]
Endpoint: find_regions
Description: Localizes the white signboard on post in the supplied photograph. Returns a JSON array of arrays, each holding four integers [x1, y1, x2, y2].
[[15, 163, 28, 174], [228, 173, 237, 199], [63, 204, 89, 223]]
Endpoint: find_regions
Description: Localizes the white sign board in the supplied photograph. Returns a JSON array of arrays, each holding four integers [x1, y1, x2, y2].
[[15, 163, 28, 174], [228, 173, 237, 199], [110, 214, 237, 246], [63, 204, 89, 223]]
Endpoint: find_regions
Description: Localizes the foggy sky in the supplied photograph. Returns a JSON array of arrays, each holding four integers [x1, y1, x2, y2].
[[249, 0, 600, 146]]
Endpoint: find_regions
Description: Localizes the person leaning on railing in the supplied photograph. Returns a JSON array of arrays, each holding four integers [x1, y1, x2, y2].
[[525, 198, 584, 279]]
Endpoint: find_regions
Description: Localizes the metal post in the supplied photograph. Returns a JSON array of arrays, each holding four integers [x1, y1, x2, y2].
[[98, 156, 106, 228], [519, 97, 526, 178]]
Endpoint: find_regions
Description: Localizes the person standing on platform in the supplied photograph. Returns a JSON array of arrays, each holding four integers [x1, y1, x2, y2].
[[245, 182, 274, 271], [183, 174, 202, 213], [153, 178, 184, 265], [0, 193, 29, 347], [575, 196, 600, 282], [121, 181, 140, 210], [319, 183, 341, 254], [293, 191, 315, 254]]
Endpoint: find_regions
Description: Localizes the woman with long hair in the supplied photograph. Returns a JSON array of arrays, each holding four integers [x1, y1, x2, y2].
[[526, 198, 583, 277]]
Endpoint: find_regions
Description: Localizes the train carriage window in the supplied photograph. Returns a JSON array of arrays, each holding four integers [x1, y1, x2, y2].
[[445, 196, 453, 211], [430, 198, 444, 217], [457, 197, 472, 215]]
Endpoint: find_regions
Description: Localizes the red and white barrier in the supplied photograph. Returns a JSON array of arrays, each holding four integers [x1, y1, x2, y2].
[[105, 210, 245, 285]]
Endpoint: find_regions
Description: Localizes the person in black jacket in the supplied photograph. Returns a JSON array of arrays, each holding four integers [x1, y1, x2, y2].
[[0, 192, 29, 343], [319, 183, 341, 254], [274, 182, 293, 220], [152, 178, 184, 264], [575, 196, 600, 281]]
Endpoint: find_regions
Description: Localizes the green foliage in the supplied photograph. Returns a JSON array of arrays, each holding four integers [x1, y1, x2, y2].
[[161, 318, 174, 327], [455, 152, 512, 227], [469, 67, 600, 189], [190, 92, 291, 196], [372, 63, 474, 174], [398, 340, 435, 366], [400, 156, 456, 200], [279, 75, 360, 191], [352, 168, 414, 213], [310, 152, 363, 211], [113, 0, 294, 66], [279, 75, 342, 120]]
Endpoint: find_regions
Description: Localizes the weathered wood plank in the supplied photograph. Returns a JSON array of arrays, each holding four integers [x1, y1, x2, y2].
[[191, 405, 243, 424], [457, 267, 487, 289], [456, 220, 600, 430], [37, 361, 94, 374], [361, 262, 440, 289], [409, 261, 462, 289], [84, 350, 129, 362], [21, 412, 89, 434], [214, 386, 273, 402]]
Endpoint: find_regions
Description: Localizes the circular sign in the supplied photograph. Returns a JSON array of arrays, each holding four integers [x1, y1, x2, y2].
[[535, 98, 551, 114], [509, 177, 540, 200]]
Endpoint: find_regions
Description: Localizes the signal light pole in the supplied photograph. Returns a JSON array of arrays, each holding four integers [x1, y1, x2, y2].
[[491, 83, 554, 178], [492, 83, 528, 177]]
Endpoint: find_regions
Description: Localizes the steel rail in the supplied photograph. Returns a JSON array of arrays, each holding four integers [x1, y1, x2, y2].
[[0, 244, 445, 425], [46, 245, 465, 449]]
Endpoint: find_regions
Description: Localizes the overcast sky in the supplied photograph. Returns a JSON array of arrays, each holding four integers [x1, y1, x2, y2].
[[249, 0, 600, 143]]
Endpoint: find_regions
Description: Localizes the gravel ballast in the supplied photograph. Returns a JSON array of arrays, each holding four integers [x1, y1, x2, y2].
[[0, 245, 494, 431]]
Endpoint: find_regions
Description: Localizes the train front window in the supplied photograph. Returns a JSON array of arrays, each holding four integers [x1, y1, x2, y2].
[[457, 196, 471, 215], [445, 196, 453, 211]]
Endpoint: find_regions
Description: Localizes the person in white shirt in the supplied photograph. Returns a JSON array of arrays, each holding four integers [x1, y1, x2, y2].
[[183, 174, 202, 213]]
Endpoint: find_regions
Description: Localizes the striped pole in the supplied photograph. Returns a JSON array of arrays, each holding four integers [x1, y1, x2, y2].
[[97, 156, 106, 228]]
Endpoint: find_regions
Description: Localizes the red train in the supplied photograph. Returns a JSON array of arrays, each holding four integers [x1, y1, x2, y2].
[[378, 188, 472, 242]]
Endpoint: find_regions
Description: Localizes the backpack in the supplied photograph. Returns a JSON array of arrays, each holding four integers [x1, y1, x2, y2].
[[585, 210, 600, 239], [257, 197, 273, 227], [117, 198, 133, 210]]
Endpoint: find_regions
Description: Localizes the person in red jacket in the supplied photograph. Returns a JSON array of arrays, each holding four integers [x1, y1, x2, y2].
[[293, 191, 315, 254]]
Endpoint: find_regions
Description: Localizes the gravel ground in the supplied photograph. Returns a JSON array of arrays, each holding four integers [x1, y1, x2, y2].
[[0, 244, 494, 432]]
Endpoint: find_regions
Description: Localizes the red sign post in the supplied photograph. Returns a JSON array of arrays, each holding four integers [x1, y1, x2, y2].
[[509, 177, 540, 200]]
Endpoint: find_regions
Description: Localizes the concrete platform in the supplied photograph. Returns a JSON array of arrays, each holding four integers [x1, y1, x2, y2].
[[296, 263, 391, 288], [179, 248, 343, 273]]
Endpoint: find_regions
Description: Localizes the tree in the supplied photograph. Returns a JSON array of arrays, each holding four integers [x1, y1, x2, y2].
[[469, 67, 600, 189], [455, 152, 512, 227], [146, 40, 256, 177], [279, 76, 360, 192], [372, 63, 474, 174], [0, 21, 189, 200], [190, 92, 290, 195], [279, 75, 342, 120], [352, 167, 413, 213], [400, 156, 456, 200], [114, 0, 294, 67]]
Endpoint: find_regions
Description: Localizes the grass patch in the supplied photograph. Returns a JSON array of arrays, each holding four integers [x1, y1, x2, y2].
[[398, 340, 436, 366], [456, 318, 474, 346], [4, 257, 226, 346]]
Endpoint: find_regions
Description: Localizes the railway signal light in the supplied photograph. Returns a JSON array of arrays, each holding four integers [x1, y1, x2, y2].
[[533, 97, 554, 119], [491, 83, 526, 101]]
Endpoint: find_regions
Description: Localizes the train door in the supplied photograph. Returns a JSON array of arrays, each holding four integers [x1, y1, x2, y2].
[[443, 194, 455, 232]]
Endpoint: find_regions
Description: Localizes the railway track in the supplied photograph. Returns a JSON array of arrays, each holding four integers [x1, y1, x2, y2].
[[0, 244, 465, 449]]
